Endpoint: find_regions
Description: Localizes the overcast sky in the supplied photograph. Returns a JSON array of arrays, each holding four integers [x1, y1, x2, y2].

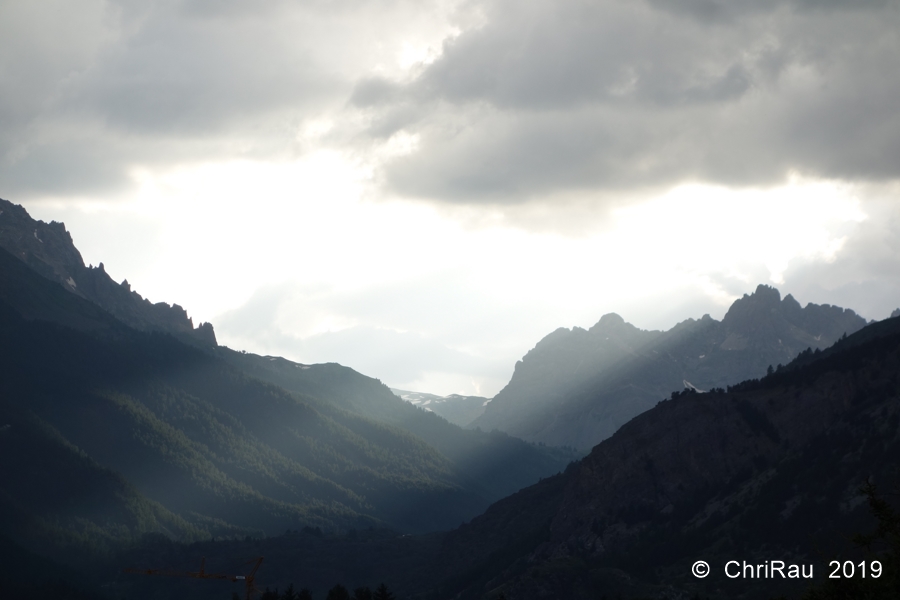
[[4, 0, 900, 396]]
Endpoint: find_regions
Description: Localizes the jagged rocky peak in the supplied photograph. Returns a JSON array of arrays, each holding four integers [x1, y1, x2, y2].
[[528, 314, 646, 359], [891, 308, 900, 319], [0, 197, 216, 346], [195, 322, 218, 346], [0, 198, 87, 287], [723, 283, 781, 316], [716, 283, 865, 356], [588, 312, 627, 333]]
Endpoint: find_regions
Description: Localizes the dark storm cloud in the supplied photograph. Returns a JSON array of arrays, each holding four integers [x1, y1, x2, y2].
[[68, 7, 334, 135], [4, 0, 898, 204], [360, 0, 900, 203], [0, 0, 399, 198]]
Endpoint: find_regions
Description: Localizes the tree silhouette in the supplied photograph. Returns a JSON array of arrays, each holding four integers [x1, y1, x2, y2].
[[353, 586, 373, 600], [803, 480, 900, 599], [261, 588, 279, 600], [326, 584, 351, 600], [373, 583, 394, 600]]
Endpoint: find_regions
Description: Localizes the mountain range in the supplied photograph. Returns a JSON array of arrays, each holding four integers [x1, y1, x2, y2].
[[0, 199, 575, 563], [472, 285, 867, 450], [422, 312, 900, 599], [108, 306, 900, 600], [2, 195, 897, 600]]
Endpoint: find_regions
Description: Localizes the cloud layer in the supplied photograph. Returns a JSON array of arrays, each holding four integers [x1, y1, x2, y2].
[[5, 0, 899, 204], [0, 0, 459, 197], [362, 0, 900, 202]]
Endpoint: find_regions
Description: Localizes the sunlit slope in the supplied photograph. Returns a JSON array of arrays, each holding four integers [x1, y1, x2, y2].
[[0, 248, 487, 551], [0, 387, 205, 558], [220, 350, 578, 502]]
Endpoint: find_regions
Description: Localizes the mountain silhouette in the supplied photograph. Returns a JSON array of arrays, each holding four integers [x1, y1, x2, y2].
[[471, 284, 867, 450], [0, 197, 215, 346], [0, 201, 575, 562]]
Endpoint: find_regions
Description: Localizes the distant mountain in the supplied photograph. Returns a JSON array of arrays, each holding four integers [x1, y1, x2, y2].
[[471, 284, 867, 450], [391, 388, 488, 427], [0, 197, 215, 347]]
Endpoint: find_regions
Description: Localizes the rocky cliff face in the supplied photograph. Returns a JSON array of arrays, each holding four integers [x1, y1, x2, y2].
[[472, 285, 867, 450], [0, 198, 215, 346]]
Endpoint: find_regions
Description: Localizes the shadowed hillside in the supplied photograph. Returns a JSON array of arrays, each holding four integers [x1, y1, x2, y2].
[[0, 237, 573, 568]]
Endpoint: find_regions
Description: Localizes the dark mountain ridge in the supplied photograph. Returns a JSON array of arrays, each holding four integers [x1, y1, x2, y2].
[[472, 284, 867, 450], [433, 313, 900, 599], [0, 197, 215, 346], [0, 204, 574, 564]]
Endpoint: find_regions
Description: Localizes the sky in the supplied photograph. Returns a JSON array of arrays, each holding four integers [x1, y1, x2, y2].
[[3, 0, 900, 397]]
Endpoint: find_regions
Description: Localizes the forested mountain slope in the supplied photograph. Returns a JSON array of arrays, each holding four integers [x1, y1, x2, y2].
[[0, 250, 483, 545], [0, 227, 572, 566], [220, 350, 576, 503]]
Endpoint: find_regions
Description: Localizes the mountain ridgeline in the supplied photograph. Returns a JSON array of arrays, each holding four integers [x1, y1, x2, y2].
[[472, 284, 867, 450], [0, 200, 575, 565], [109, 310, 900, 600], [0, 198, 215, 347], [391, 389, 488, 428], [412, 312, 900, 599]]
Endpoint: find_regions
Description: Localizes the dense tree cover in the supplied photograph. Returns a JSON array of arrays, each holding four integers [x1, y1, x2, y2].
[[260, 583, 314, 600], [0, 535, 105, 600], [219, 349, 578, 501], [0, 299, 489, 553], [802, 481, 900, 599], [1, 244, 575, 563]]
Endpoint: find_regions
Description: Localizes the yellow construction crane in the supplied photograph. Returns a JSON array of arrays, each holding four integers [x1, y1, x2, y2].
[[125, 556, 264, 600]]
